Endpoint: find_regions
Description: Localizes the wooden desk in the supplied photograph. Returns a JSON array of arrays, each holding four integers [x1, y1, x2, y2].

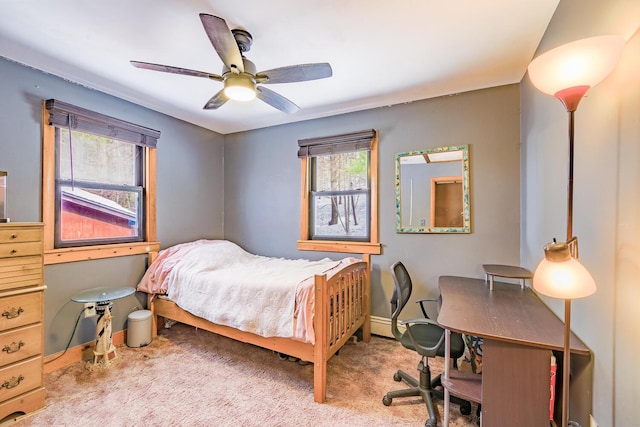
[[437, 276, 591, 426]]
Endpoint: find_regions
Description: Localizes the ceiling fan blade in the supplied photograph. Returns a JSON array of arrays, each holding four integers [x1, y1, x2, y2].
[[203, 89, 229, 110], [256, 86, 299, 114], [256, 63, 332, 84], [130, 61, 223, 81], [199, 14, 244, 73]]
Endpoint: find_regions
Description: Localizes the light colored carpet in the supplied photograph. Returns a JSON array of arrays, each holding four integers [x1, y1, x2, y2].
[[13, 323, 478, 426]]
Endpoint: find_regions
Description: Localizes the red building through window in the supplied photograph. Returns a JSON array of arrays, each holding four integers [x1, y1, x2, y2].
[[60, 188, 136, 241]]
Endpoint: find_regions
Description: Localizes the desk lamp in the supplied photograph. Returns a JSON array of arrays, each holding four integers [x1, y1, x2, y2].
[[528, 35, 624, 427]]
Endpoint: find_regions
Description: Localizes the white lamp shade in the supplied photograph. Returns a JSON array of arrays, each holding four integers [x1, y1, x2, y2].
[[533, 256, 596, 299], [223, 74, 257, 101], [224, 85, 256, 101], [528, 35, 625, 96]]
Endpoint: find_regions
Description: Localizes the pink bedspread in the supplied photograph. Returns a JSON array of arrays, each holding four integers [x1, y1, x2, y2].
[[137, 240, 359, 344], [138, 239, 211, 294]]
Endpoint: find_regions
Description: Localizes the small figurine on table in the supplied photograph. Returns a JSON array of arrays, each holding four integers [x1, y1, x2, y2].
[[93, 304, 117, 365]]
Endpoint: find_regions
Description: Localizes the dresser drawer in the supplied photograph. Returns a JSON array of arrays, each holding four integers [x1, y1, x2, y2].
[[0, 228, 42, 245], [0, 387, 45, 422], [0, 292, 42, 332], [0, 324, 42, 368], [0, 357, 42, 403], [0, 256, 42, 292], [0, 241, 42, 259]]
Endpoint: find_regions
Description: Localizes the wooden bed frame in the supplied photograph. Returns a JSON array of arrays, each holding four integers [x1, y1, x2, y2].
[[145, 257, 371, 403]]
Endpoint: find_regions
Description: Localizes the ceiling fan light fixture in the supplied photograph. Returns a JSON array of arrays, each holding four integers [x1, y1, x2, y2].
[[131, 14, 331, 113], [224, 74, 256, 101]]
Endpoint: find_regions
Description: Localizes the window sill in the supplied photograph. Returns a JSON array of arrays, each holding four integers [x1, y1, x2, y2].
[[297, 240, 381, 255], [44, 241, 160, 265]]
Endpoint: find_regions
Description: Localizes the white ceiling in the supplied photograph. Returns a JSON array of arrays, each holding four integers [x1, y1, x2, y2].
[[0, 0, 559, 135]]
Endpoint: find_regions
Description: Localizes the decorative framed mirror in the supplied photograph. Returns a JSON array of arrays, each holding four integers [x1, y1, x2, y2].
[[395, 145, 470, 233]]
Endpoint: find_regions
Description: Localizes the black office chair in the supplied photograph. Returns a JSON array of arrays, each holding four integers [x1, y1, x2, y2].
[[382, 261, 471, 427]]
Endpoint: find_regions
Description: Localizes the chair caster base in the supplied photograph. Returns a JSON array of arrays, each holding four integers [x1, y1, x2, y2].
[[460, 401, 472, 415]]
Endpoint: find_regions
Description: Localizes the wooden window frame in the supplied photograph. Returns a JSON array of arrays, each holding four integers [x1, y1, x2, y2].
[[41, 101, 159, 264], [298, 131, 381, 255]]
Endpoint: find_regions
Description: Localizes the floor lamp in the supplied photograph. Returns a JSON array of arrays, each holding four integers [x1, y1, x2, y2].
[[527, 35, 624, 427]]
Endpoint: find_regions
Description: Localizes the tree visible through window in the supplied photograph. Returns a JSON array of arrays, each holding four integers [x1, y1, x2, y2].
[[56, 128, 143, 246], [311, 150, 369, 240]]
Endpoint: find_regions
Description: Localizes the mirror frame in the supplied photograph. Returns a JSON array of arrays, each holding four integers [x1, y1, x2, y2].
[[395, 144, 470, 233]]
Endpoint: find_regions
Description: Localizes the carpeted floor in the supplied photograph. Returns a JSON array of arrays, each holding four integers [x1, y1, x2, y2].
[[11, 323, 478, 426]]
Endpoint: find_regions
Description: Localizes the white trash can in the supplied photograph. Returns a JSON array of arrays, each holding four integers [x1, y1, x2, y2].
[[127, 309, 152, 348]]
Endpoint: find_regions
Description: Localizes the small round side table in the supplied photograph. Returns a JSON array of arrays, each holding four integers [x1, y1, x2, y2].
[[71, 286, 135, 365]]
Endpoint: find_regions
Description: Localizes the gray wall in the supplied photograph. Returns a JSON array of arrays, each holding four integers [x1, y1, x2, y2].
[[520, 0, 640, 425], [225, 84, 522, 320], [0, 57, 225, 355]]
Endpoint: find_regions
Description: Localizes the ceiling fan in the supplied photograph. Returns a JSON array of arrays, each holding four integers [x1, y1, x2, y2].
[[131, 14, 332, 114]]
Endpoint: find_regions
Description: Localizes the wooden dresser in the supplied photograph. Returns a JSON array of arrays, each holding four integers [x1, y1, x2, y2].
[[0, 223, 45, 420]]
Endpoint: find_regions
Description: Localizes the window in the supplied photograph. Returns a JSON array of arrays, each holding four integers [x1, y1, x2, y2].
[[56, 128, 143, 247], [42, 99, 160, 264], [310, 150, 370, 240], [298, 130, 381, 254]]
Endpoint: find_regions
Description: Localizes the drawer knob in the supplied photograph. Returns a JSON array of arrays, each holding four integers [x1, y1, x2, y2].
[[10, 250, 17, 254], [10, 234, 17, 239], [2, 341, 25, 354], [1, 375, 24, 390], [1, 307, 24, 319]]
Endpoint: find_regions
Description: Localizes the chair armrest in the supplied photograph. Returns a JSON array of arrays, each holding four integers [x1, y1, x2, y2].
[[416, 297, 440, 305], [399, 317, 440, 327], [416, 297, 441, 319], [415, 297, 439, 303], [400, 318, 446, 355]]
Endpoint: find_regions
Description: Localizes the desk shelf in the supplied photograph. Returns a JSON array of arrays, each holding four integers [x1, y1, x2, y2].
[[441, 370, 482, 404], [482, 264, 533, 290]]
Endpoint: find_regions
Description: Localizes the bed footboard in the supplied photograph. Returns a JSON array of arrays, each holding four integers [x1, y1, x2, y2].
[[313, 260, 370, 402]]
